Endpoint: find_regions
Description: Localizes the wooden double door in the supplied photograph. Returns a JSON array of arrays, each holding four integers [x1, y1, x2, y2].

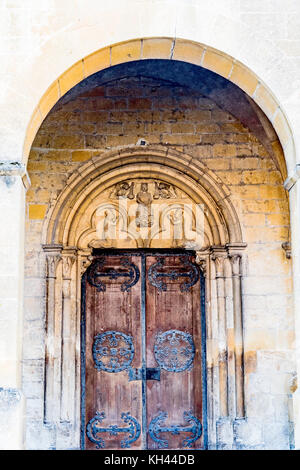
[[81, 250, 206, 450]]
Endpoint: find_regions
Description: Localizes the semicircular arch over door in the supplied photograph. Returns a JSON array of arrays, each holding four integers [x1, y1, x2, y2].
[[24, 37, 294, 179]]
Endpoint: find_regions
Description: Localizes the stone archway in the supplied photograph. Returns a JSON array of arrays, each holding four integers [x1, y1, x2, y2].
[[23, 38, 294, 180], [42, 146, 247, 449], [0, 5, 298, 451]]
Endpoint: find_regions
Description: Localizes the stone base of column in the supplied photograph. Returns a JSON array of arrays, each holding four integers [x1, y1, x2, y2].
[[0, 387, 25, 449], [216, 417, 233, 449], [291, 388, 300, 449], [233, 417, 264, 450]]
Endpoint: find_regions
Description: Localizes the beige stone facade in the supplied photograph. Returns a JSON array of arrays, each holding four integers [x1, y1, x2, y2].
[[1, 0, 300, 450]]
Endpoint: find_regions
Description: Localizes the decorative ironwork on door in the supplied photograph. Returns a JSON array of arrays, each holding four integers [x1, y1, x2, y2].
[[81, 251, 207, 450], [148, 411, 202, 449], [86, 411, 141, 449], [154, 329, 195, 372], [87, 257, 140, 292], [92, 331, 135, 373], [148, 256, 199, 292]]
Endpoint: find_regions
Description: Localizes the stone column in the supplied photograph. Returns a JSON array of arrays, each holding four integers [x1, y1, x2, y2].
[[223, 256, 236, 418], [196, 250, 216, 447], [43, 245, 62, 424], [210, 244, 247, 449], [0, 162, 30, 449], [228, 247, 245, 418], [285, 169, 300, 449], [41, 246, 92, 449], [74, 248, 92, 447], [60, 248, 77, 423], [211, 247, 228, 418]]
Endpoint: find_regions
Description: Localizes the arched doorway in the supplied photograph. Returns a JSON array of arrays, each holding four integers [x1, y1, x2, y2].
[[40, 147, 247, 449], [24, 38, 294, 176], [23, 47, 293, 450]]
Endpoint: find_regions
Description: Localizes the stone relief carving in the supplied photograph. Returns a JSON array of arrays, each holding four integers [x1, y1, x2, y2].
[[91, 179, 198, 248], [112, 181, 135, 200], [109, 180, 180, 201], [135, 183, 153, 228], [153, 181, 177, 199]]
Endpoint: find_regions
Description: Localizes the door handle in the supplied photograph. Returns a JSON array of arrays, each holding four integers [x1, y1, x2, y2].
[[127, 367, 161, 382]]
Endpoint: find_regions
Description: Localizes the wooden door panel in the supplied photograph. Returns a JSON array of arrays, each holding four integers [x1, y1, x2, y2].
[[146, 255, 203, 449], [83, 255, 143, 450]]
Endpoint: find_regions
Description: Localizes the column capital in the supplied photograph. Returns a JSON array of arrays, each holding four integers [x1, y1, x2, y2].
[[78, 248, 93, 276], [45, 253, 61, 279], [62, 249, 77, 280], [42, 244, 63, 254], [195, 250, 210, 277], [43, 244, 63, 278], [211, 247, 227, 277], [226, 243, 247, 256], [229, 254, 241, 276]]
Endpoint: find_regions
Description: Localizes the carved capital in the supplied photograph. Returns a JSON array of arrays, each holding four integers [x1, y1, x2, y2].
[[0, 387, 21, 411], [226, 243, 246, 277], [45, 254, 62, 279], [229, 254, 241, 277], [211, 246, 227, 278], [46, 255, 61, 278], [62, 248, 77, 280], [79, 249, 93, 277], [195, 251, 209, 277], [0, 161, 31, 190], [43, 245, 63, 278], [214, 257, 225, 278]]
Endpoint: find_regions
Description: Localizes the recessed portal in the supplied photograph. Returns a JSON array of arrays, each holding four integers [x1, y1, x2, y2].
[[81, 250, 207, 450]]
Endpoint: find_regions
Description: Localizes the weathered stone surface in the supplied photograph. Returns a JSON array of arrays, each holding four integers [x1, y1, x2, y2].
[[233, 418, 264, 450], [216, 418, 233, 450], [0, 388, 24, 450], [263, 420, 291, 450]]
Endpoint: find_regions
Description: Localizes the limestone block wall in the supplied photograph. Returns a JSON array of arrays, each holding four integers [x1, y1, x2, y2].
[[23, 77, 294, 449]]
